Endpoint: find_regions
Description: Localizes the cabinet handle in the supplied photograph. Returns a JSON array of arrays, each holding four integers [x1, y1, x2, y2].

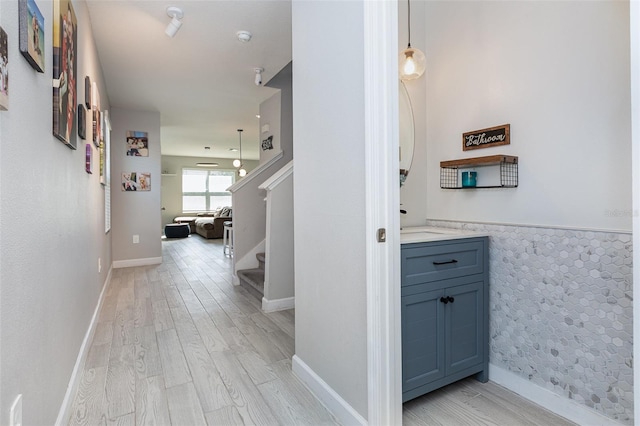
[[433, 259, 458, 265], [447, 296, 455, 303], [440, 296, 449, 304]]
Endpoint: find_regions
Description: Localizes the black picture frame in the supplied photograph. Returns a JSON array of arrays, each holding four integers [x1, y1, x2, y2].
[[85, 76, 91, 109], [18, 0, 45, 73], [78, 104, 86, 139]]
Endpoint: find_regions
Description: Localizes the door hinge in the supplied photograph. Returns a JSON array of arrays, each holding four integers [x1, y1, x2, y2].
[[377, 228, 386, 243]]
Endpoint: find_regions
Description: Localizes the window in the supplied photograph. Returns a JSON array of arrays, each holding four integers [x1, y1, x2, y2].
[[182, 169, 235, 212]]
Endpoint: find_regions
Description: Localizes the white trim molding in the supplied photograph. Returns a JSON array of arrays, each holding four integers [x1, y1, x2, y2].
[[112, 257, 162, 269], [261, 296, 294, 312], [258, 160, 293, 190], [227, 151, 284, 193], [489, 364, 620, 426], [55, 266, 113, 426], [292, 355, 367, 426], [630, 0, 640, 419], [363, 0, 402, 424]]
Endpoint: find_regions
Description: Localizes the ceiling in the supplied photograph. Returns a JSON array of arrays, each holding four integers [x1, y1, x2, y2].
[[85, 0, 292, 161]]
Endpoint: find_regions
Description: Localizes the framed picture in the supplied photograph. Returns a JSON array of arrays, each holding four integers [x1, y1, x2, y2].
[[52, 0, 77, 148], [126, 130, 149, 156], [77, 104, 86, 139], [19, 0, 44, 73], [85, 143, 92, 173], [84, 76, 91, 108], [93, 109, 101, 147], [121, 172, 151, 192], [0, 27, 7, 111]]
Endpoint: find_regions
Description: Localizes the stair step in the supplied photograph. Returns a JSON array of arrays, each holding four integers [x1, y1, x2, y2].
[[237, 268, 264, 295], [256, 252, 266, 271]]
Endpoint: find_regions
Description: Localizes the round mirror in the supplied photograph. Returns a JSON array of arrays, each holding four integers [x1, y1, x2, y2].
[[399, 81, 415, 187]]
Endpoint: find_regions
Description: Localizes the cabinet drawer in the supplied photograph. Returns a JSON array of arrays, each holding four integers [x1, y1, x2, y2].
[[402, 240, 484, 287]]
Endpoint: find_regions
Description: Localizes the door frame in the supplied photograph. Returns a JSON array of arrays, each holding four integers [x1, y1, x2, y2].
[[364, 1, 402, 424]]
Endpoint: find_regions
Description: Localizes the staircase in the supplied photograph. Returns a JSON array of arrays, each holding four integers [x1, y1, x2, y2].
[[237, 252, 265, 299]]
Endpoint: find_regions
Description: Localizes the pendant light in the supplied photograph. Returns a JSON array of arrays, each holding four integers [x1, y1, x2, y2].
[[232, 129, 242, 168], [236, 129, 247, 177], [399, 0, 426, 81]]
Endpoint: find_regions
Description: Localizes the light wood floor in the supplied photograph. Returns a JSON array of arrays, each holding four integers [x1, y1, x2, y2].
[[69, 235, 575, 426]]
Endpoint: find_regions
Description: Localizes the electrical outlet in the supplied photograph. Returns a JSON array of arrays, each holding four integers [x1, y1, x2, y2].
[[10, 394, 22, 426], [133, 235, 139, 244], [98, 258, 102, 273]]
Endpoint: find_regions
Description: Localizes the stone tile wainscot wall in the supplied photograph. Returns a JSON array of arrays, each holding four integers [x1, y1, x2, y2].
[[425, 220, 633, 424]]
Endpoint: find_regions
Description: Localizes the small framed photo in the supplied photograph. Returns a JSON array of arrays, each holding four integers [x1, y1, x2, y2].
[[122, 172, 151, 191], [126, 130, 149, 157], [0, 27, 8, 111], [85, 143, 92, 174], [19, 0, 45, 73]]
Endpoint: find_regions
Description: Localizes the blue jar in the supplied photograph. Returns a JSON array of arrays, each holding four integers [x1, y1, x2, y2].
[[461, 171, 477, 187]]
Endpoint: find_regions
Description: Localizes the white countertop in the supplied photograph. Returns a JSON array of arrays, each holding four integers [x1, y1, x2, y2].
[[400, 226, 488, 244]]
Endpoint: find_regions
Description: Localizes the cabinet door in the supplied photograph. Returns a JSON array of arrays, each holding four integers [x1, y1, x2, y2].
[[445, 280, 484, 375], [402, 289, 445, 392]]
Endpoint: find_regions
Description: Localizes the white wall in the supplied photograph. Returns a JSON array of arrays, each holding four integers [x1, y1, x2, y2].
[[292, 0, 368, 418], [233, 63, 293, 263], [264, 173, 294, 301], [424, 1, 631, 232], [0, 0, 112, 423], [160, 155, 258, 228], [110, 108, 161, 264], [260, 92, 281, 164]]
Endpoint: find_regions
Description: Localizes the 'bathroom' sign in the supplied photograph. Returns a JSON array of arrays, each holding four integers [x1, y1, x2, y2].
[[463, 124, 510, 151]]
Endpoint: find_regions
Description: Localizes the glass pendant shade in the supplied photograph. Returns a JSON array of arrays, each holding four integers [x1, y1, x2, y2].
[[399, 46, 426, 81], [233, 159, 241, 168], [239, 168, 247, 177]]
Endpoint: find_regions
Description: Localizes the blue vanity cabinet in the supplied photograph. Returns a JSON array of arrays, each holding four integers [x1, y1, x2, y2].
[[401, 237, 489, 403]]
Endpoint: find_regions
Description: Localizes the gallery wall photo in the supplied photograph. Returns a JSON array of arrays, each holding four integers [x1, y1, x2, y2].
[[52, 0, 77, 148]]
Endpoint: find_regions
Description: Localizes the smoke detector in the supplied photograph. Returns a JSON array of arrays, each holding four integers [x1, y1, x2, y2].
[[236, 30, 252, 43]]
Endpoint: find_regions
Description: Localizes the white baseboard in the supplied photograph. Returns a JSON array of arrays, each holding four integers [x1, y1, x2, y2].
[[292, 355, 367, 426], [112, 256, 162, 268], [489, 363, 620, 426], [262, 296, 294, 312], [55, 266, 113, 426]]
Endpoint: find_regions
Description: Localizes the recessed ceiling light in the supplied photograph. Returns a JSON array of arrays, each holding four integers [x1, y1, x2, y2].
[[255, 114, 260, 118], [236, 30, 252, 43], [229, 148, 238, 152], [196, 162, 219, 167]]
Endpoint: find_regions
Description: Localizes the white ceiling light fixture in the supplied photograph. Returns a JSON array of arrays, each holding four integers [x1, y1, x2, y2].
[[399, 0, 426, 81], [254, 68, 264, 86], [196, 162, 219, 167], [165, 6, 184, 38], [236, 30, 252, 43]]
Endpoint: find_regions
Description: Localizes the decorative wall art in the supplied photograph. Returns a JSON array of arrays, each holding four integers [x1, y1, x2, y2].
[[84, 76, 90, 108], [101, 110, 110, 187], [91, 82, 101, 147], [52, 0, 77, 148], [0, 27, 8, 111], [462, 124, 510, 151], [261, 135, 273, 151], [93, 109, 101, 147], [19, 0, 45, 72], [126, 130, 149, 156], [121, 172, 151, 192], [77, 104, 86, 139], [85, 143, 92, 173]]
